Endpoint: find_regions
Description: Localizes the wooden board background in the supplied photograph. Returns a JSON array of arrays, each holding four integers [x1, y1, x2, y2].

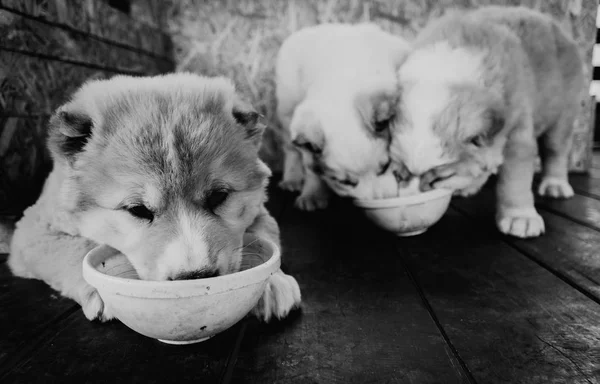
[[0, 0, 175, 217]]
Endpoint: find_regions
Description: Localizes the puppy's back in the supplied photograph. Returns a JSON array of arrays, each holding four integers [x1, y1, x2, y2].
[[413, 6, 583, 117], [276, 23, 408, 93], [469, 6, 583, 82]]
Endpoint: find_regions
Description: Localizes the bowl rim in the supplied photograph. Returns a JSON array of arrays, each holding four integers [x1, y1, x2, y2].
[[82, 233, 281, 298], [352, 188, 452, 208]]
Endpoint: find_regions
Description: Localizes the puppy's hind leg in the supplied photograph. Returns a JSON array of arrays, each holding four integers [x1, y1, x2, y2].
[[537, 112, 576, 199], [279, 144, 304, 192], [294, 151, 331, 211], [276, 88, 304, 192], [496, 119, 545, 238]]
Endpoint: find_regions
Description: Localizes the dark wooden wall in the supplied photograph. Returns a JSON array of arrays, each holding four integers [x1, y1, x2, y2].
[[0, 0, 175, 219]]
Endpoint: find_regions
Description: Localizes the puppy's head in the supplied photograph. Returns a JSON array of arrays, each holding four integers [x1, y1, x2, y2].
[[391, 81, 505, 176], [48, 73, 270, 281], [390, 43, 508, 180], [289, 86, 397, 197]]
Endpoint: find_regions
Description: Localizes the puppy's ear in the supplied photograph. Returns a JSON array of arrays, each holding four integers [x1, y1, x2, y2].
[[356, 89, 399, 136], [232, 97, 265, 148], [447, 85, 505, 146], [371, 91, 399, 134], [47, 106, 94, 163], [481, 94, 505, 139]]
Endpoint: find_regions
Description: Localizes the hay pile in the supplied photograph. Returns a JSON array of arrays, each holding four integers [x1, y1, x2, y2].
[[167, 0, 595, 172]]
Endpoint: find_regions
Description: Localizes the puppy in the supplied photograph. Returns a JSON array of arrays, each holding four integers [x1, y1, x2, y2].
[[8, 73, 301, 323], [390, 6, 585, 238], [275, 23, 411, 210]]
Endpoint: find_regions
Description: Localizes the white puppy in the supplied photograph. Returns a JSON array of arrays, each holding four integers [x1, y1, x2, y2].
[[9, 73, 301, 323], [275, 23, 410, 210], [390, 6, 585, 238]]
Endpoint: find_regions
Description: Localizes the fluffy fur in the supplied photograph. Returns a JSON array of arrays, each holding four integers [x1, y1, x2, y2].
[[8, 73, 301, 322], [275, 23, 410, 210], [391, 6, 585, 238]]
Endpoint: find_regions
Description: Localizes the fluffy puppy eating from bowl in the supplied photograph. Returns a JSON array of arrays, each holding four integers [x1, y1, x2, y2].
[[275, 23, 411, 210], [390, 6, 585, 238], [8, 73, 301, 322]]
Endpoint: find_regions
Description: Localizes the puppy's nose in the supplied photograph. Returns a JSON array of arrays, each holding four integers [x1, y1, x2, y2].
[[171, 269, 219, 280], [377, 158, 392, 176], [393, 164, 413, 182]]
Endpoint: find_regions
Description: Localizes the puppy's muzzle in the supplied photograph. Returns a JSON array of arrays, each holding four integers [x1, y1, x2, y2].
[[170, 269, 220, 280]]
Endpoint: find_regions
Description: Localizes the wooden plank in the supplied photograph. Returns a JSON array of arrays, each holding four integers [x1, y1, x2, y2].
[[453, 185, 600, 302], [396, 206, 600, 383], [0, 264, 79, 377], [536, 193, 600, 232], [230, 192, 470, 383], [570, 174, 600, 199], [1, 314, 241, 384]]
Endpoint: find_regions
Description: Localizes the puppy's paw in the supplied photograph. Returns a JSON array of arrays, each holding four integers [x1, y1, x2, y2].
[[294, 193, 329, 211], [537, 177, 574, 199], [81, 288, 114, 322], [279, 178, 303, 192], [496, 208, 545, 238], [252, 270, 301, 323]]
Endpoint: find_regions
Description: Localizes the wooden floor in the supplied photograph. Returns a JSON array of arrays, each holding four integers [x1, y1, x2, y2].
[[3, 163, 600, 384]]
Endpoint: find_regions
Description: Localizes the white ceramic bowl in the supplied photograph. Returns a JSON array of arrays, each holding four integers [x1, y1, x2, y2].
[[353, 188, 453, 236], [82, 234, 280, 344]]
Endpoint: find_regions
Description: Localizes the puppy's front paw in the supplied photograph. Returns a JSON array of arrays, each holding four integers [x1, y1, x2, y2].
[[279, 178, 303, 192], [537, 177, 574, 199], [81, 288, 114, 322], [496, 208, 545, 238], [294, 192, 328, 211], [252, 270, 301, 323]]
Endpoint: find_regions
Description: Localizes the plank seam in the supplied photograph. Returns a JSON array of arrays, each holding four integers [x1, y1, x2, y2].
[[0, 304, 80, 380], [396, 250, 478, 384], [0, 5, 174, 65], [536, 203, 600, 233], [219, 322, 248, 384], [0, 46, 148, 76], [451, 204, 600, 309], [572, 187, 600, 201]]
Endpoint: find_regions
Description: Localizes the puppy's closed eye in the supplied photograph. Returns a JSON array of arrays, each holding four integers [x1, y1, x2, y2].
[[466, 135, 483, 147], [292, 136, 322, 155], [373, 115, 394, 134], [125, 204, 154, 222], [205, 189, 230, 213]]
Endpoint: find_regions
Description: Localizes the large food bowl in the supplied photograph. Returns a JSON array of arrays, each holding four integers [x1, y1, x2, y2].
[[353, 188, 453, 236], [82, 234, 280, 344]]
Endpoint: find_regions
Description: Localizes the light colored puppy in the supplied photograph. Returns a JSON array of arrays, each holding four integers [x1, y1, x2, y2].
[[9, 73, 301, 322], [275, 23, 411, 210], [390, 6, 584, 238]]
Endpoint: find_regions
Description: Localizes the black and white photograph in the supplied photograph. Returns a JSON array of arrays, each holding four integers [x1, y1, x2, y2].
[[0, 0, 598, 382]]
